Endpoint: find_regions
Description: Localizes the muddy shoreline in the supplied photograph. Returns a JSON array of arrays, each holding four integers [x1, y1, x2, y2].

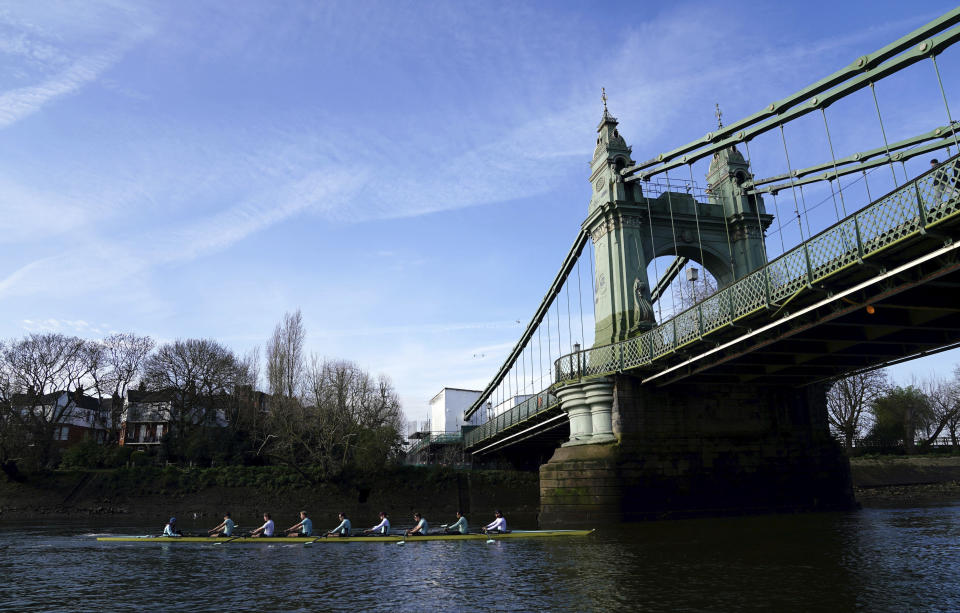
[[850, 455, 960, 506]]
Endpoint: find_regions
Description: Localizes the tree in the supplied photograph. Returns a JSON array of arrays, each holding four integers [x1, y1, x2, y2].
[[0, 340, 25, 476], [670, 265, 718, 313], [827, 369, 888, 449], [266, 309, 305, 399], [867, 385, 932, 453], [259, 357, 405, 480], [1, 333, 91, 468], [93, 333, 155, 442], [143, 338, 245, 461], [917, 374, 960, 449]]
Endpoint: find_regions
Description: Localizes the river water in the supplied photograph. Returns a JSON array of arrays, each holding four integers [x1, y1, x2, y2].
[[3, 502, 960, 612]]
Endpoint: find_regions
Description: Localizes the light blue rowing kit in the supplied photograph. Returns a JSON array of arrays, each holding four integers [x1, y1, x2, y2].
[[300, 518, 313, 536], [331, 518, 351, 536], [448, 517, 468, 534], [223, 518, 235, 536]]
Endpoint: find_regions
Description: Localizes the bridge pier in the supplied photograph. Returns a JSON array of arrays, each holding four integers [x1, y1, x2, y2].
[[555, 379, 615, 446], [540, 375, 855, 527]]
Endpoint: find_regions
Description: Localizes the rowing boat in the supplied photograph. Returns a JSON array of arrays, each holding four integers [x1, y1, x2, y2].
[[96, 529, 594, 543]]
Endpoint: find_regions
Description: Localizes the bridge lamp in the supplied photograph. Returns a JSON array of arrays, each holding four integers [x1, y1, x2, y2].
[[866, 305, 876, 315]]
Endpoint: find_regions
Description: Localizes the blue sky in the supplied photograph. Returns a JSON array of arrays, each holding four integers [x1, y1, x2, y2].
[[2, 1, 959, 421]]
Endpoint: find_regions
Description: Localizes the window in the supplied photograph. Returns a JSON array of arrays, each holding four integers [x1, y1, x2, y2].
[[56, 426, 70, 441], [156, 425, 164, 439]]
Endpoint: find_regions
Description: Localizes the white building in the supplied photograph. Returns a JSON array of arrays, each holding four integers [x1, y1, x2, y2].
[[429, 387, 485, 433]]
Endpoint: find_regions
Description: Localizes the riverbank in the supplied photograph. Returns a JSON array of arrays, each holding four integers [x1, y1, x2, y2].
[[0, 465, 540, 527], [851, 455, 960, 506], [4, 456, 960, 525]]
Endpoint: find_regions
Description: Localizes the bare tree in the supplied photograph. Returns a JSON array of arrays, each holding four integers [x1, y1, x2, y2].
[[107, 333, 154, 439], [238, 345, 262, 390], [259, 356, 405, 480], [143, 339, 244, 450], [2, 333, 91, 467], [0, 340, 23, 473], [266, 309, 305, 399], [918, 375, 960, 449], [827, 369, 888, 449], [669, 266, 718, 314]]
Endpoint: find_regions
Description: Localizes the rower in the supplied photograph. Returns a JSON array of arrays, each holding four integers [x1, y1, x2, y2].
[[445, 511, 468, 534], [363, 511, 390, 535], [482, 510, 508, 534], [406, 512, 429, 536], [208, 512, 235, 537], [250, 512, 275, 538], [163, 517, 182, 537], [285, 511, 313, 537], [326, 512, 351, 537]]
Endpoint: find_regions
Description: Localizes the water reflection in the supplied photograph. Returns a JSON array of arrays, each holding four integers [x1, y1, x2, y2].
[[3, 504, 960, 611]]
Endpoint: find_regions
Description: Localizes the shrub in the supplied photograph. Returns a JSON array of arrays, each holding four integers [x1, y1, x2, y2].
[[130, 450, 151, 466], [60, 439, 105, 469]]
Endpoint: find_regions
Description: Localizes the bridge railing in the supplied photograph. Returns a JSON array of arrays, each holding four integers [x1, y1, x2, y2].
[[407, 431, 464, 457], [555, 153, 960, 384], [463, 389, 559, 449]]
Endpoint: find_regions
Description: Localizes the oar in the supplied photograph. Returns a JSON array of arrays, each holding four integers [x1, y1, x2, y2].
[[303, 534, 325, 546], [214, 530, 247, 545]]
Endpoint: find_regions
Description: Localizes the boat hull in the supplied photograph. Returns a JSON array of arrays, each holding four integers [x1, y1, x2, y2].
[[96, 529, 594, 543]]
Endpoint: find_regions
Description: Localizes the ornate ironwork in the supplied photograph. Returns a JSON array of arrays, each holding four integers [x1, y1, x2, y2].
[[552, 154, 960, 386]]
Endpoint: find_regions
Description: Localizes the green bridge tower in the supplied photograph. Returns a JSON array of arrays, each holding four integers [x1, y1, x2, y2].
[[540, 102, 854, 527]]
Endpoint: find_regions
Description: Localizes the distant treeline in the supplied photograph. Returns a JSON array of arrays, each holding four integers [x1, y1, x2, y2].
[[0, 309, 406, 481]]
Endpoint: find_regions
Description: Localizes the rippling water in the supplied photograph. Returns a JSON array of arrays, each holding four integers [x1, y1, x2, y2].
[[3, 503, 960, 612]]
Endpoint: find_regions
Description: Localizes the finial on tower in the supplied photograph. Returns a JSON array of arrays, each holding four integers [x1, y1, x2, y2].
[[715, 103, 724, 129], [602, 87, 608, 112]]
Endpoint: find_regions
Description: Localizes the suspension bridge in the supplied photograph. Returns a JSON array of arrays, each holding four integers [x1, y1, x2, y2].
[[453, 9, 960, 525]]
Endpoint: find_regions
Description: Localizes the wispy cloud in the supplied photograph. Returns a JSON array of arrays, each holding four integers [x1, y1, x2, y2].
[[21, 317, 109, 335], [0, 3, 156, 129], [0, 50, 118, 128]]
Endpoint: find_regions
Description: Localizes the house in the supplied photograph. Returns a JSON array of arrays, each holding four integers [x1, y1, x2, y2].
[[119, 388, 176, 449], [119, 386, 267, 450], [12, 388, 109, 447]]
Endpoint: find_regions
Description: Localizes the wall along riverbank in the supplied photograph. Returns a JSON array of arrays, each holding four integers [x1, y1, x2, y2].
[[0, 465, 540, 531], [3, 456, 960, 528]]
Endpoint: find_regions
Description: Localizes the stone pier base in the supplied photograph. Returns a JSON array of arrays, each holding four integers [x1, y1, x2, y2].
[[539, 375, 856, 527], [540, 443, 624, 527]]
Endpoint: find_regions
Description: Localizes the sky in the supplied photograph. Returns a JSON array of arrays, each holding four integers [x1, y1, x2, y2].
[[2, 0, 960, 422]]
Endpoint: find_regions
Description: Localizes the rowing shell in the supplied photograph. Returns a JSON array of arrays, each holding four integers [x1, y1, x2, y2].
[[97, 529, 594, 543]]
